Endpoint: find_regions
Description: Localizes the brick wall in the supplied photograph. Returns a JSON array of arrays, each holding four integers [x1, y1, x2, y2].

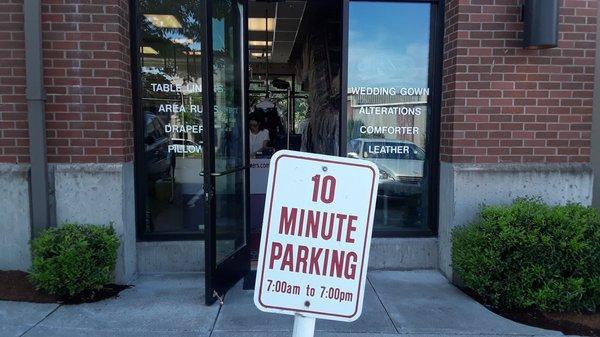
[[0, 0, 28, 164], [441, 0, 597, 164], [42, 0, 133, 164]]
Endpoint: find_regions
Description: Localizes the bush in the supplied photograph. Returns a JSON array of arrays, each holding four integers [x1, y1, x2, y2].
[[452, 198, 600, 312], [29, 223, 119, 299]]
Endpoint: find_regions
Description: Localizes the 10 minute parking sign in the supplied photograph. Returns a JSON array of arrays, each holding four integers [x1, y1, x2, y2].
[[254, 150, 378, 323]]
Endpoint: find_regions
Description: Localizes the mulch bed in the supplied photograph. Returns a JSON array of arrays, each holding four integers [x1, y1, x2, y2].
[[460, 286, 600, 337], [0, 270, 130, 304]]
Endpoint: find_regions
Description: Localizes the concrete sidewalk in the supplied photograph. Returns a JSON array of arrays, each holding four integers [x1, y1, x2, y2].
[[0, 271, 572, 337]]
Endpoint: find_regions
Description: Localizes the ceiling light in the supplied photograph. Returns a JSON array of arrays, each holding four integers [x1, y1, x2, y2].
[[184, 51, 202, 56], [141, 46, 159, 55], [248, 18, 274, 32], [144, 14, 182, 29], [251, 51, 271, 58], [249, 40, 272, 47]]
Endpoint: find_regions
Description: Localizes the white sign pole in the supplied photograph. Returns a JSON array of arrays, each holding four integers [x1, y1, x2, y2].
[[292, 314, 316, 337]]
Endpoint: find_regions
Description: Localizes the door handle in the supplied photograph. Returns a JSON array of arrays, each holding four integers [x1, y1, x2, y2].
[[199, 166, 249, 177], [210, 166, 249, 177]]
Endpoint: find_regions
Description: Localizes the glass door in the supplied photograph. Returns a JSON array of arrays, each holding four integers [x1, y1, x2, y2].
[[203, 0, 250, 305]]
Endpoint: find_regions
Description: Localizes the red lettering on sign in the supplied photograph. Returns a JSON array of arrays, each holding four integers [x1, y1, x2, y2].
[[306, 210, 320, 238], [281, 244, 294, 271], [321, 212, 334, 240], [311, 175, 337, 204], [296, 245, 309, 273], [279, 206, 296, 235], [346, 215, 358, 243], [269, 242, 282, 269], [335, 214, 347, 241], [278, 206, 360, 243], [345, 252, 358, 279], [268, 243, 359, 280], [308, 247, 323, 274], [330, 250, 345, 278]]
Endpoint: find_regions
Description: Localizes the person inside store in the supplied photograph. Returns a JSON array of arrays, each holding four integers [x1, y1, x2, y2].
[[249, 113, 272, 158]]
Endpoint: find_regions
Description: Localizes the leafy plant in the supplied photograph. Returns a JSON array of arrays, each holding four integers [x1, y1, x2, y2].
[[29, 223, 120, 300], [452, 198, 600, 312]]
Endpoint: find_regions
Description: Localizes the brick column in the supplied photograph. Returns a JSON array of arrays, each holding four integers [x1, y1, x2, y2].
[[0, 0, 31, 271], [42, 0, 133, 163], [0, 0, 28, 164], [593, 3, 600, 211], [438, 0, 597, 279], [39, 0, 136, 282]]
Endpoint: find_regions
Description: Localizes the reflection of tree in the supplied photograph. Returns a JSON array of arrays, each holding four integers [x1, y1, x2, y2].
[[212, 0, 234, 21], [139, 0, 232, 43], [142, 72, 173, 99], [139, 0, 202, 45], [180, 110, 201, 126]]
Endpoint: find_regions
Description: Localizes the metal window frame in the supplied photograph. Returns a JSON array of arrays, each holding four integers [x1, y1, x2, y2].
[[130, 0, 206, 241], [130, 0, 445, 241], [340, 0, 444, 238]]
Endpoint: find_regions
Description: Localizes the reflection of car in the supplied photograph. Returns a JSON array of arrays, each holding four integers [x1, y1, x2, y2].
[[347, 138, 425, 184], [170, 138, 203, 156], [145, 113, 174, 179], [171, 138, 202, 147]]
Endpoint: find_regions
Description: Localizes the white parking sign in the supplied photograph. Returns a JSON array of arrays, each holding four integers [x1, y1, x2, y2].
[[254, 150, 378, 322]]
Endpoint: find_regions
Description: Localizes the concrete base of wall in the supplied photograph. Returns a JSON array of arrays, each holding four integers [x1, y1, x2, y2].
[[368, 237, 438, 270], [0, 164, 32, 271], [137, 241, 205, 273], [136, 238, 437, 273], [438, 162, 594, 280], [53, 163, 137, 284]]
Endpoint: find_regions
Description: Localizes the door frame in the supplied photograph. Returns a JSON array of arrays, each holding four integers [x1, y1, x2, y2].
[[201, 0, 251, 305]]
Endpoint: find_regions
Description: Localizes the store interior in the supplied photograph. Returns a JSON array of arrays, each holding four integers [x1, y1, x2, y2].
[[246, 0, 343, 259], [139, 0, 431, 244], [247, 0, 342, 158]]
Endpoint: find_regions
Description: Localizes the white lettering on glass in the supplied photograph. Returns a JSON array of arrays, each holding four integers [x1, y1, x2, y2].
[[359, 126, 419, 135], [150, 83, 202, 93], [158, 104, 202, 114], [358, 106, 422, 115], [350, 87, 430, 96], [164, 124, 203, 134], [367, 145, 410, 155]]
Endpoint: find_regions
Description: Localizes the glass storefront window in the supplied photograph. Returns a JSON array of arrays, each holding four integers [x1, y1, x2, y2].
[[138, 1, 205, 234], [347, 1, 432, 233]]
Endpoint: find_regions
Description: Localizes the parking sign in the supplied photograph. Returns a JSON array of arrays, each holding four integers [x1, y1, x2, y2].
[[254, 150, 378, 322]]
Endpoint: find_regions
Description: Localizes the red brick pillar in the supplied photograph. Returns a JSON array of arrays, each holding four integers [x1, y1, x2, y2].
[[40, 0, 135, 282], [0, 0, 28, 163], [439, 0, 596, 279], [0, 0, 31, 271], [42, 0, 133, 163]]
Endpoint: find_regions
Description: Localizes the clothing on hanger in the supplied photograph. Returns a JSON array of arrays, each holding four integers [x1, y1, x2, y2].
[[255, 98, 275, 109]]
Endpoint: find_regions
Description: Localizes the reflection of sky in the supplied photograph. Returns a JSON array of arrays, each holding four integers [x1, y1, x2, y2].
[[144, 12, 203, 52], [212, 18, 225, 52], [164, 31, 201, 51], [348, 2, 430, 88]]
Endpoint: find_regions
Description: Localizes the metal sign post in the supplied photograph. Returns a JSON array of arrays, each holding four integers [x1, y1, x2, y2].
[[292, 314, 316, 337], [254, 150, 378, 335]]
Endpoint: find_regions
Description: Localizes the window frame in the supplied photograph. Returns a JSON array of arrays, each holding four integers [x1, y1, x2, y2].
[[130, 0, 445, 241], [130, 0, 206, 241], [340, 0, 444, 238]]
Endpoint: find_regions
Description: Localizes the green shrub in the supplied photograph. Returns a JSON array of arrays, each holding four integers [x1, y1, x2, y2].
[[452, 198, 600, 312], [29, 223, 119, 299]]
